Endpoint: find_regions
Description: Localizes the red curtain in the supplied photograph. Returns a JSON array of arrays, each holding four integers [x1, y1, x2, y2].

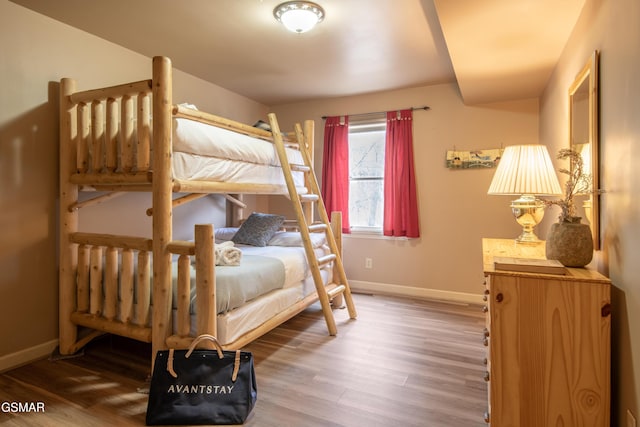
[[321, 116, 350, 233], [384, 110, 420, 237]]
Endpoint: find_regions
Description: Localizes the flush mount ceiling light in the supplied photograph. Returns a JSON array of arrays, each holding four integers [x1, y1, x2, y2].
[[273, 1, 325, 33]]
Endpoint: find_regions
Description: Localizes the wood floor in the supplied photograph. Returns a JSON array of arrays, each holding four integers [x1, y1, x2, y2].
[[0, 294, 488, 426]]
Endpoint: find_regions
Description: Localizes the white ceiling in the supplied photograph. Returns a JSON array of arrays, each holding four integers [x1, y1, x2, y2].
[[11, 0, 585, 106]]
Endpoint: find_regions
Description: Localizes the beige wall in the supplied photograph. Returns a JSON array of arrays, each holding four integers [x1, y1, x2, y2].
[[540, 0, 640, 422], [272, 85, 540, 301], [0, 0, 267, 365]]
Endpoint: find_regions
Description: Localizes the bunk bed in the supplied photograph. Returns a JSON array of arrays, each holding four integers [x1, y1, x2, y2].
[[58, 56, 357, 361]]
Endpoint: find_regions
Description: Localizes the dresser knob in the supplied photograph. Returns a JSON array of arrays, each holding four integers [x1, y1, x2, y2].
[[483, 327, 490, 337], [483, 371, 490, 382], [483, 411, 490, 423], [495, 292, 504, 303], [482, 305, 489, 313]]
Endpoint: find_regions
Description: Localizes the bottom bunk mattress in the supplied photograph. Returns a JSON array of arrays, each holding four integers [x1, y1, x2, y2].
[[173, 254, 287, 315], [171, 239, 333, 345], [174, 269, 331, 345]]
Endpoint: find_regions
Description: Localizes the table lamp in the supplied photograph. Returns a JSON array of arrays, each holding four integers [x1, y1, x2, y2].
[[488, 145, 562, 243]]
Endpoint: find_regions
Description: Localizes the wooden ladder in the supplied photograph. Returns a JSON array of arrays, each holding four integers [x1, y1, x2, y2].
[[267, 113, 357, 335]]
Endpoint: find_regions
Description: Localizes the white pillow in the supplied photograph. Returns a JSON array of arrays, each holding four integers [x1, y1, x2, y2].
[[214, 227, 239, 242], [268, 231, 326, 248], [178, 102, 198, 110]]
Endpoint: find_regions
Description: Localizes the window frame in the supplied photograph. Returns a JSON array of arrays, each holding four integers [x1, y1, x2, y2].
[[347, 116, 386, 234]]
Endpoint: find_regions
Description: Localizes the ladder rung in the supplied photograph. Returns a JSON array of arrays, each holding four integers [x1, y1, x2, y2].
[[317, 253, 336, 266], [308, 223, 327, 233], [326, 284, 346, 300], [299, 194, 319, 203], [290, 164, 311, 173]]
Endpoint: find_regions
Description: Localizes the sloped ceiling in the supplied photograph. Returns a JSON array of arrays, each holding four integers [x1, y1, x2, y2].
[[11, 0, 584, 105], [434, 0, 585, 104]]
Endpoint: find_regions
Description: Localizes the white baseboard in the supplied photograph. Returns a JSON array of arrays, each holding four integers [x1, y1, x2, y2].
[[350, 280, 484, 305], [0, 339, 59, 373]]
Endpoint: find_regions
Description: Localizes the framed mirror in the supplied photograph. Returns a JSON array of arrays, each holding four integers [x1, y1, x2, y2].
[[569, 50, 599, 249]]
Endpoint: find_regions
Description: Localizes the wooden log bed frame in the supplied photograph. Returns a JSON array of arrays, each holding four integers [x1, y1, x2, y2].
[[58, 56, 356, 361]]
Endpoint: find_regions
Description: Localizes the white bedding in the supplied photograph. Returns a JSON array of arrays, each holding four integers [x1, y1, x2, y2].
[[175, 237, 333, 345], [172, 118, 306, 189], [215, 228, 330, 291], [172, 152, 306, 189], [214, 268, 330, 345], [238, 244, 325, 289], [182, 268, 331, 345]]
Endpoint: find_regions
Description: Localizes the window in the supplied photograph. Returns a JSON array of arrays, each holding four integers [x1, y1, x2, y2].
[[348, 118, 386, 232], [322, 110, 419, 238]]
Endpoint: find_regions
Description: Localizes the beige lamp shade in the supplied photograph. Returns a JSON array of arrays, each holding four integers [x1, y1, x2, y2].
[[488, 144, 562, 243], [488, 145, 562, 196]]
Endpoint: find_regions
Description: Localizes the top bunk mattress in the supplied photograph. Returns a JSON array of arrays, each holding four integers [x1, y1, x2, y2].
[[171, 117, 306, 189]]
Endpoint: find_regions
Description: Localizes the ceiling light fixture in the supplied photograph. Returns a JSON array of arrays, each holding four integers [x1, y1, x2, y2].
[[274, 1, 325, 33]]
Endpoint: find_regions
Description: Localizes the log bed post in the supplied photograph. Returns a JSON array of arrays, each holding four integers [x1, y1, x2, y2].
[[330, 211, 344, 308], [194, 224, 216, 337], [151, 56, 173, 360], [59, 78, 79, 354], [303, 119, 315, 225]]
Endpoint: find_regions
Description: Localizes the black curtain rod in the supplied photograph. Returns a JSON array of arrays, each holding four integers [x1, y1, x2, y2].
[[321, 106, 430, 120]]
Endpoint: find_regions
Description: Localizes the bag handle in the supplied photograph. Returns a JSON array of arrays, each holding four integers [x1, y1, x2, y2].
[[166, 335, 242, 382], [232, 350, 241, 382], [186, 334, 224, 359], [167, 349, 178, 378]]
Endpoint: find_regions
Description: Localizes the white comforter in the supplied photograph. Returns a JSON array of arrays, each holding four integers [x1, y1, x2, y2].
[[172, 118, 303, 167], [171, 118, 306, 188]]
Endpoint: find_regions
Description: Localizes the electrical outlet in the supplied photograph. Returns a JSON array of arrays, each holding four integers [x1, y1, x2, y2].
[[628, 410, 637, 427], [365, 258, 373, 269]]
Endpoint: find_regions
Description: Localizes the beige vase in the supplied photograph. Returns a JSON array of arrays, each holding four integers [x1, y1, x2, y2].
[[545, 218, 594, 267]]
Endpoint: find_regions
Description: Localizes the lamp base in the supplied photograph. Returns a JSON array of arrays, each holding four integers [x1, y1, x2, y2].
[[515, 228, 542, 244], [510, 195, 546, 244]]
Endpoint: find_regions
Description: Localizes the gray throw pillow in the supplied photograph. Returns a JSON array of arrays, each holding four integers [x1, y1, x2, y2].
[[231, 213, 286, 247]]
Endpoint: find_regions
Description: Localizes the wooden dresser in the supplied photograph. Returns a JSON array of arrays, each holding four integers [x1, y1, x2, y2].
[[481, 238, 611, 426]]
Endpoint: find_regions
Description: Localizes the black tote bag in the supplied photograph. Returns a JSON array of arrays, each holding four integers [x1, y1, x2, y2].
[[146, 334, 257, 425]]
